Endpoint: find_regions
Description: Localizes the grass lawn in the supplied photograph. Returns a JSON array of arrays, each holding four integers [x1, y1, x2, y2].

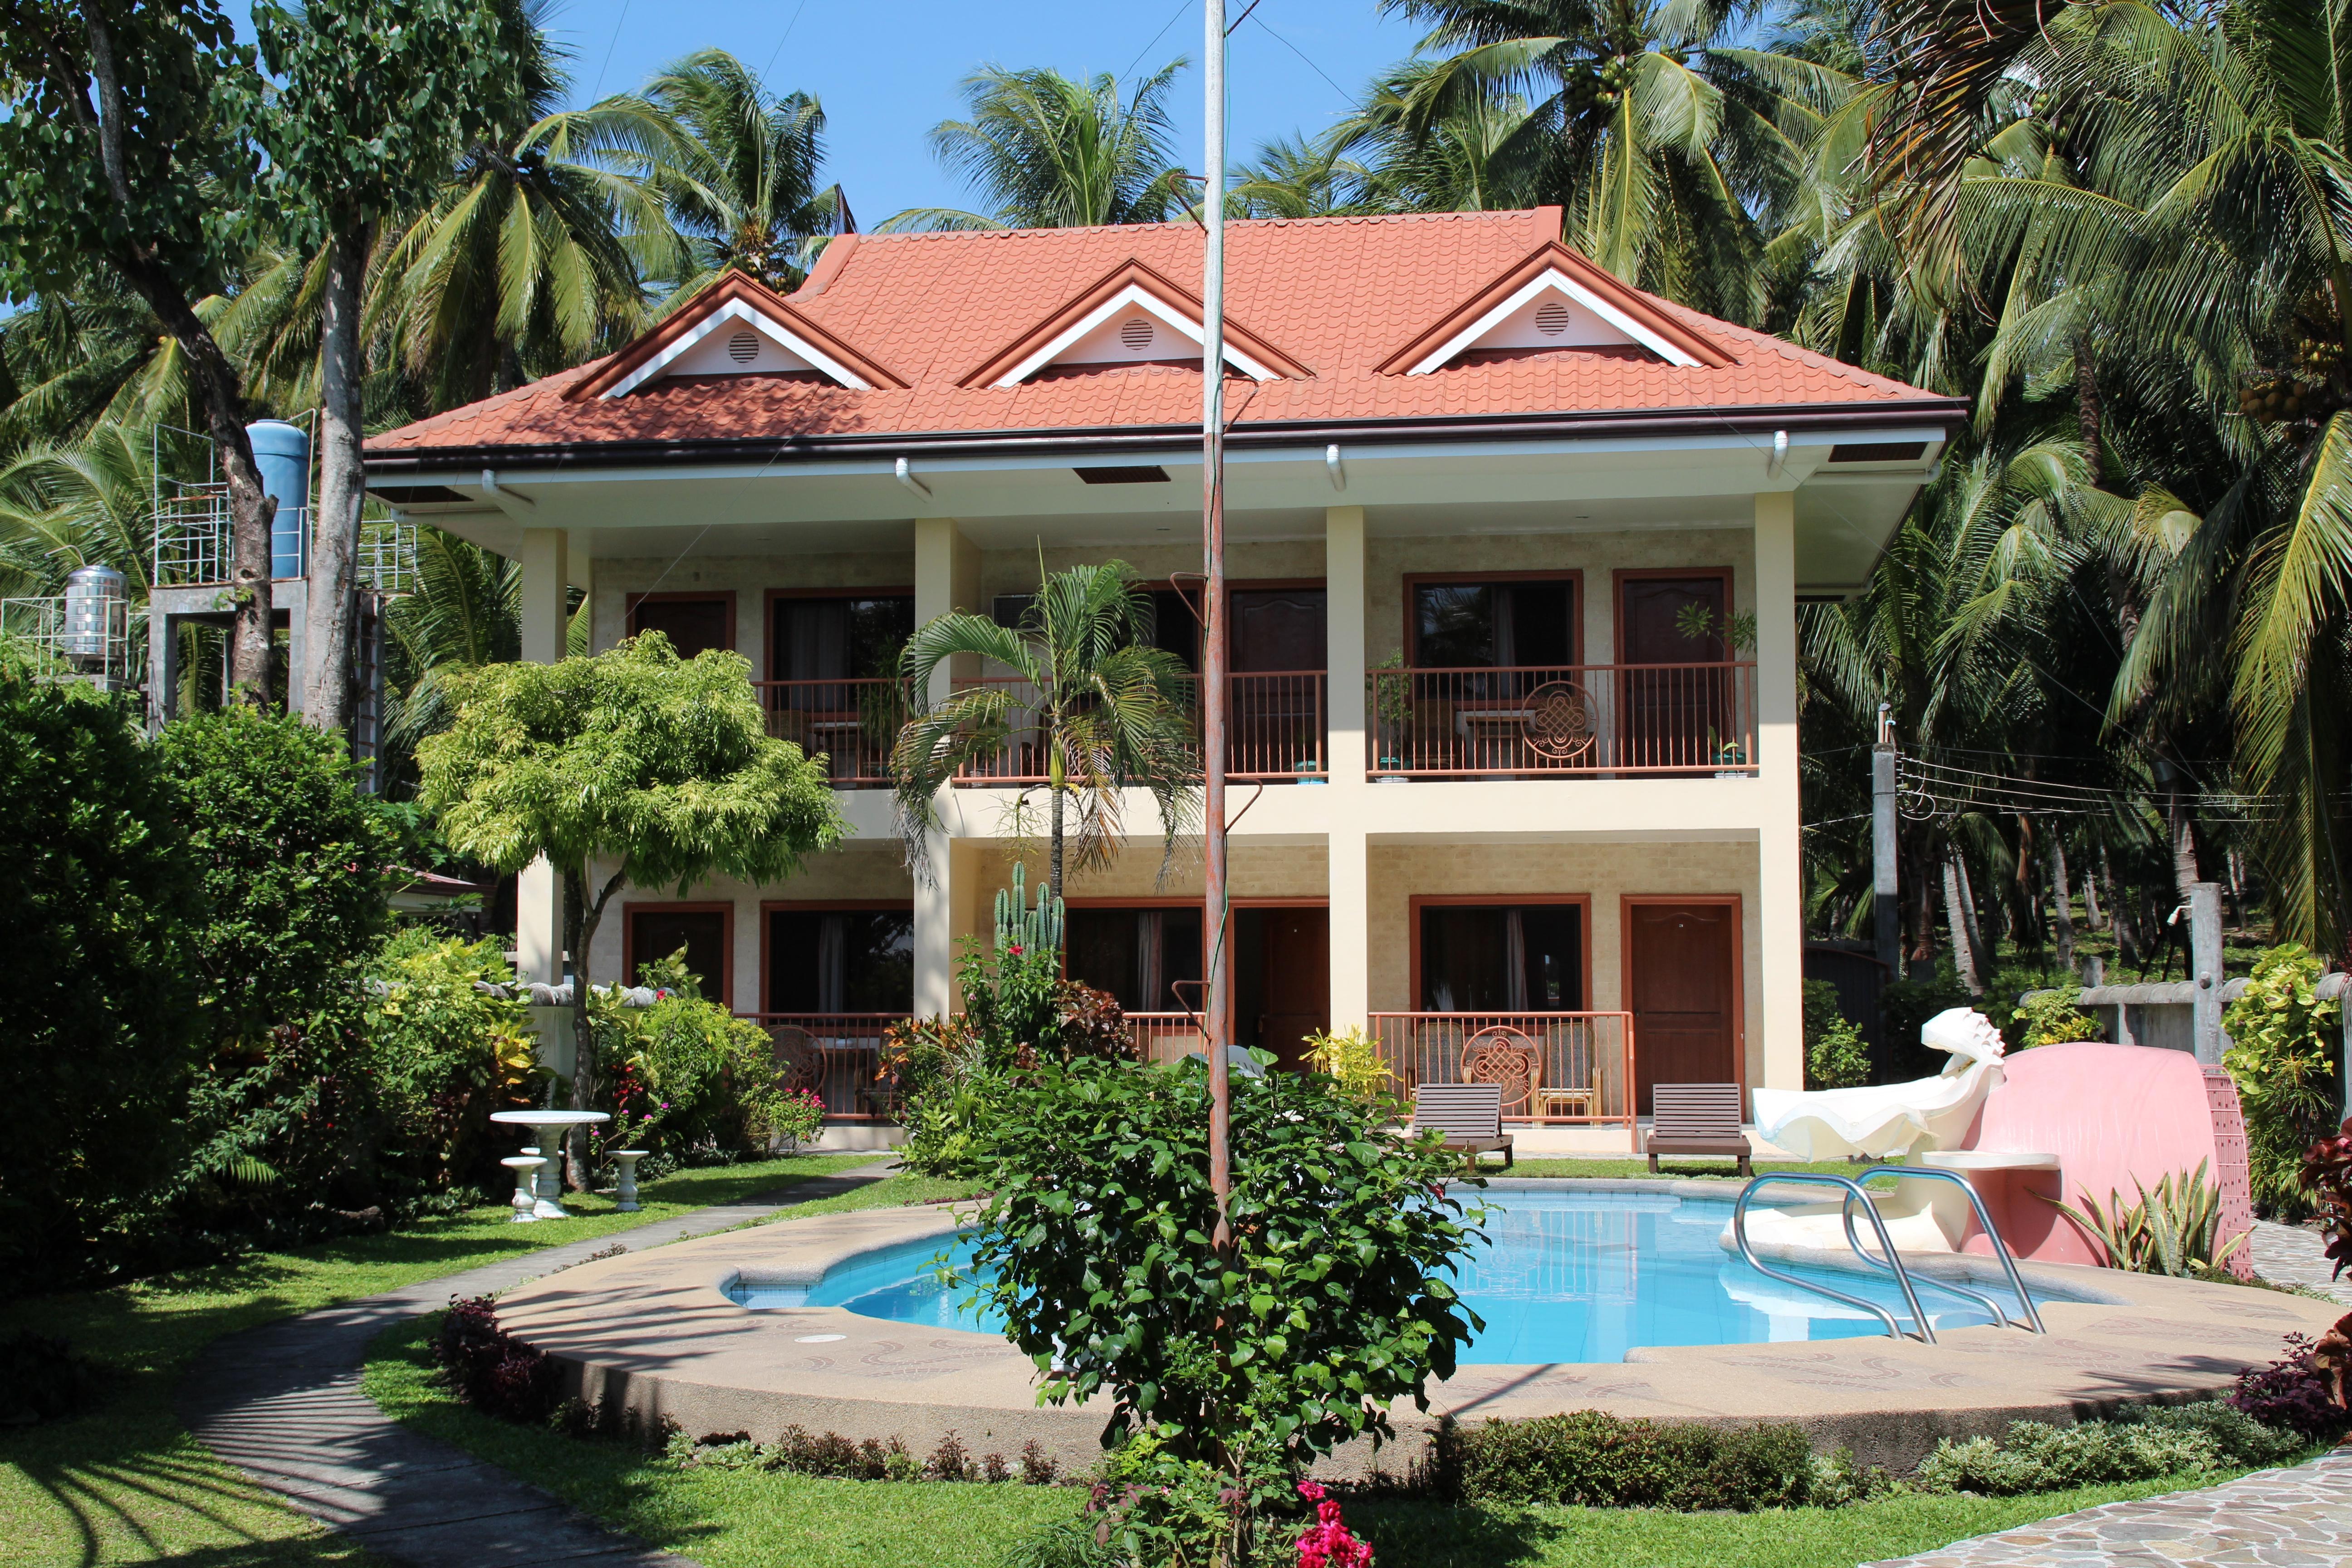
[[363, 1311, 2269, 1568], [0, 1153, 874, 1568]]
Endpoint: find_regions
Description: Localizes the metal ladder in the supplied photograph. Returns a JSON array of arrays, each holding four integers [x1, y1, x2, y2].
[[1730, 1168, 2045, 1343]]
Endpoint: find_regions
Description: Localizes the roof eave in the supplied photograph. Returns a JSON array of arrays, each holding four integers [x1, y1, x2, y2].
[[364, 397, 1971, 476]]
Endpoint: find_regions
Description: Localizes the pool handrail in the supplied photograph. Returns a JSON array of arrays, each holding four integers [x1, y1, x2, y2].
[[1852, 1165, 2046, 1334], [1730, 1172, 1937, 1343], [1833, 1193, 2017, 1328]]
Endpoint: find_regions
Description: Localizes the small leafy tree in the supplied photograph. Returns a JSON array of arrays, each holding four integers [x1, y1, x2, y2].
[[968, 1055, 1484, 1563], [416, 634, 844, 1147], [892, 560, 1197, 899], [2224, 944, 2343, 1219], [0, 673, 198, 1288], [251, 0, 521, 730]]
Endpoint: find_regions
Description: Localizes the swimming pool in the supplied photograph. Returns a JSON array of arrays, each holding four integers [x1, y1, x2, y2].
[[726, 1189, 2010, 1362]]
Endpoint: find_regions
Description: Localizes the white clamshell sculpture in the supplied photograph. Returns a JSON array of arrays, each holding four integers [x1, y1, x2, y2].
[[1751, 1007, 2008, 1161]]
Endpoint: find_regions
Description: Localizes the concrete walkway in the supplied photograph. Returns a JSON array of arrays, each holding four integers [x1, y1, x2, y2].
[[2250, 1218, 2352, 1307], [176, 1162, 895, 1568]]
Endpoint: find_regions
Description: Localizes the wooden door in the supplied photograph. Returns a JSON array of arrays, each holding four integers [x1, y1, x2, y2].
[[1627, 901, 1737, 1113], [1229, 588, 1326, 774], [1618, 575, 1728, 770], [1257, 906, 1329, 1071]]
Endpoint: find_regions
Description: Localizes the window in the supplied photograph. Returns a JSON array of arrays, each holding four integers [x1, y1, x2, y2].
[[627, 906, 730, 999], [1411, 578, 1575, 669], [767, 907, 914, 1012], [771, 595, 915, 681], [1065, 906, 1202, 1014], [1418, 903, 1583, 1012], [628, 594, 734, 658]]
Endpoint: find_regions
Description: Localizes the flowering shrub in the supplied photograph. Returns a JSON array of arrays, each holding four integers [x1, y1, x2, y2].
[[752, 1086, 826, 1149], [363, 930, 542, 1191], [432, 1295, 561, 1424], [2302, 1117, 2352, 1280], [2228, 1322, 2352, 1440], [1292, 1481, 1372, 1568]]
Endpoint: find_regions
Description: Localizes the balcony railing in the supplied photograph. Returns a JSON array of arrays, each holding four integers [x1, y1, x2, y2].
[[951, 671, 1328, 785], [1127, 1011, 1207, 1064], [1371, 1010, 1637, 1131], [1368, 663, 1756, 778], [743, 1012, 911, 1122], [756, 680, 911, 786]]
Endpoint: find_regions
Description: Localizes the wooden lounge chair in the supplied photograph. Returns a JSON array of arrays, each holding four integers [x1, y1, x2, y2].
[[1412, 1083, 1514, 1171], [1646, 1083, 1752, 1175]]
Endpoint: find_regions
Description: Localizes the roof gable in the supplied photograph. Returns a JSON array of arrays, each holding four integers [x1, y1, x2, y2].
[[961, 258, 1312, 387], [566, 272, 904, 400], [1378, 242, 1734, 375]]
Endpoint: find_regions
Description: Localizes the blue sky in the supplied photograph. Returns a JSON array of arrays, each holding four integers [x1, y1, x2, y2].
[[524, 0, 1426, 225]]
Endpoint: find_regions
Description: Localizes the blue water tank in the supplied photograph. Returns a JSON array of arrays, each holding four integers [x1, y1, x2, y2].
[[246, 419, 309, 579]]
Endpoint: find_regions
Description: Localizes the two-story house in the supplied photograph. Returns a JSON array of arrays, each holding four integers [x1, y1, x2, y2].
[[364, 207, 1960, 1146]]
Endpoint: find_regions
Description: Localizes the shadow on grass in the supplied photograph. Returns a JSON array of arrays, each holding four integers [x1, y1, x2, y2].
[[1347, 1499, 1568, 1568]]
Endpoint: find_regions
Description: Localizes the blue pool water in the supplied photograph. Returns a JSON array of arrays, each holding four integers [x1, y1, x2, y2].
[[726, 1190, 2005, 1363]]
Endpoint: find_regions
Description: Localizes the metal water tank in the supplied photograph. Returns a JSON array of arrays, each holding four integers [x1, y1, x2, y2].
[[246, 419, 309, 579], [63, 561, 125, 661]]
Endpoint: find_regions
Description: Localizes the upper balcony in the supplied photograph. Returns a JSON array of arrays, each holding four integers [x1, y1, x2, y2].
[[755, 662, 1755, 787]]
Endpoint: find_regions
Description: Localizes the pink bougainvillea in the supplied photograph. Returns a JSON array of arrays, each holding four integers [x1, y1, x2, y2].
[[1294, 1481, 1372, 1568]]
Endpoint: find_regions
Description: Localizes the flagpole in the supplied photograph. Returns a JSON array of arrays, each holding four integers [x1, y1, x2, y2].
[[1200, 0, 1232, 1251]]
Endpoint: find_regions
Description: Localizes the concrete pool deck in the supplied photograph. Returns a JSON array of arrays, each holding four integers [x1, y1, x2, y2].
[[493, 1182, 2345, 1475]]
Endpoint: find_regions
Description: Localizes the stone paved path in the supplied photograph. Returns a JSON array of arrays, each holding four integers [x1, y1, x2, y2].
[[176, 1161, 896, 1568], [1862, 1444, 2352, 1567], [2250, 1219, 2352, 1306]]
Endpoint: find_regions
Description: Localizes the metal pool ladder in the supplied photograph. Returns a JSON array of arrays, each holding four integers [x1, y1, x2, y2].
[[1730, 1169, 2045, 1343]]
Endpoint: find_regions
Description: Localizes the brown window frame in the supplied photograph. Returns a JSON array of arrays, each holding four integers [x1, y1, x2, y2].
[[757, 897, 916, 1014], [1406, 892, 1593, 1013], [761, 585, 918, 681], [1401, 570, 1583, 668], [626, 590, 738, 656], [622, 899, 735, 1003]]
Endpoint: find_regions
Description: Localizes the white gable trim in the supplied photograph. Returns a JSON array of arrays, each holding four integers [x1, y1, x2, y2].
[[603, 298, 873, 397], [991, 282, 1281, 387], [1405, 269, 1701, 374]]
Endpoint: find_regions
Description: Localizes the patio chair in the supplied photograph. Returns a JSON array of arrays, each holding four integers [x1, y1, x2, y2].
[[1646, 1083, 1752, 1175], [1411, 1083, 1514, 1171]]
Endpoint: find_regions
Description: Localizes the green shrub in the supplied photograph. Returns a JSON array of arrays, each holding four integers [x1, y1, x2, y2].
[[363, 930, 544, 1193], [2224, 944, 2342, 1219], [1442, 1411, 1833, 1510], [594, 982, 779, 1166], [2011, 984, 2102, 1049], [0, 675, 199, 1289], [970, 1052, 1482, 1558], [1803, 980, 1872, 1089], [1914, 1401, 2302, 1495]]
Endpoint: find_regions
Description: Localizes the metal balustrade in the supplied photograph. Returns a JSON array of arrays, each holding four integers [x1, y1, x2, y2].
[[949, 671, 1326, 784], [1371, 1010, 1637, 1131], [1367, 663, 1757, 778], [742, 1012, 911, 1122], [755, 680, 913, 786]]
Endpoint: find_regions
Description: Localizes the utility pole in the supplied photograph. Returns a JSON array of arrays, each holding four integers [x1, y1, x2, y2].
[[1201, 0, 1233, 1251], [1872, 702, 1900, 973], [2189, 881, 2224, 1065]]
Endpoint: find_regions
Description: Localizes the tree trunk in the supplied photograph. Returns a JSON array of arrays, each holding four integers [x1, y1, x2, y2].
[[2075, 328, 2103, 481], [1908, 829, 1939, 969], [2167, 800, 2201, 902], [1049, 781, 1065, 902], [114, 252, 274, 703], [2051, 834, 2078, 973], [305, 223, 371, 733], [1955, 850, 1989, 975], [1944, 851, 1983, 995], [2085, 843, 2107, 930]]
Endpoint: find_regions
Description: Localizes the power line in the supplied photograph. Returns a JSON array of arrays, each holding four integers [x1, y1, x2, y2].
[[1122, 1, 1192, 86], [591, 0, 631, 100], [762, 0, 814, 87], [1247, 11, 1352, 104]]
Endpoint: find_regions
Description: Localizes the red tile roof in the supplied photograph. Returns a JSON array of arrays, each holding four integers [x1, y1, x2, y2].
[[368, 209, 1958, 465]]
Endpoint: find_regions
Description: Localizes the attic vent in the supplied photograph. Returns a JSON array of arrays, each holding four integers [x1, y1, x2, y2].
[[1118, 316, 1154, 351], [1075, 465, 1170, 485], [727, 329, 760, 363], [1828, 441, 1927, 464], [1534, 300, 1571, 337]]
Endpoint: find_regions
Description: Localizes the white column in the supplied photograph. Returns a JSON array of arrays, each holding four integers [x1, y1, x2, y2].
[[1753, 492, 1803, 1097], [1325, 505, 1370, 1034], [912, 517, 970, 1019], [517, 529, 572, 1072]]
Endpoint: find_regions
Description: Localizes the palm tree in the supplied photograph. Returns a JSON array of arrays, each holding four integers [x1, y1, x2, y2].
[[0, 284, 201, 450], [1376, 0, 1813, 320], [598, 49, 850, 298], [878, 62, 1191, 232], [369, 0, 666, 411], [891, 561, 1199, 899], [1324, 59, 1550, 214]]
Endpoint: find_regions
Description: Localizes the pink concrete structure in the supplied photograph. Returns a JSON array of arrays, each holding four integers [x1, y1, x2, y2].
[[1952, 1041, 2255, 1276]]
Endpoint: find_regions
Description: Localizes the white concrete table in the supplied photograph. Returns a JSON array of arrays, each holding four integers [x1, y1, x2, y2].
[[490, 1110, 611, 1218]]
